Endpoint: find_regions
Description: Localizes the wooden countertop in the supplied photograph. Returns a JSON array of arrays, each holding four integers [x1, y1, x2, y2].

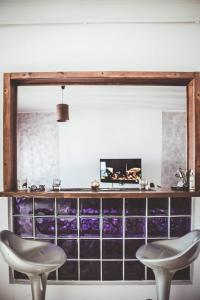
[[0, 188, 200, 198]]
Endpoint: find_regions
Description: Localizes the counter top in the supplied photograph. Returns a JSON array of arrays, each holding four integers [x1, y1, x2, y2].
[[0, 188, 200, 198]]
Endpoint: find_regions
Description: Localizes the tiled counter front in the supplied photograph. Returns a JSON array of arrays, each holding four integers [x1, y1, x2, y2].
[[11, 197, 191, 283]]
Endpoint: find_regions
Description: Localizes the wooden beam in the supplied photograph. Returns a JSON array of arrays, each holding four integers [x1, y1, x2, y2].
[[187, 77, 200, 189], [195, 77, 200, 189], [3, 74, 17, 191], [187, 80, 195, 171], [10, 71, 195, 86]]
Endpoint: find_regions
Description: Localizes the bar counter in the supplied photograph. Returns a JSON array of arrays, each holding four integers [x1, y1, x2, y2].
[[0, 188, 200, 198], [7, 188, 194, 282]]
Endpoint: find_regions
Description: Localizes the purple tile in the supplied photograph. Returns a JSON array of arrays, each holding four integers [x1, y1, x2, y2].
[[35, 239, 55, 244], [102, 239, 123, 259], [80, 239, 100, 259], [147, 267, 190, 281], [57, 239, 78, 258], [148, 198, 168, 215], [173, 267, 190, 280], [125, 198, 146, 216], [125, 217, 146, 238], [80, 199, 100, 215], [147, 268, 155, 280], [103, 218, 123, 237], [35, 217, 55, 238], [102, 198, 123, 215], [80, 261, 100, 280], [125, 261, 145, 280], [34, 198, 55, 216], [148, 217, 168, 238], [170, 217, 191, 237], [47, 271, 56, 280], [147, 238, 163, 244], [57, 198, 77, 215], [102, 261, 123, 280], [80, 217, 100, 237], [14, 270, 28, 280], [13, 197, 33, 215], [13, 216, 33, 237], [58, 261, 78, 280], [171, 198, 191, 215], [57, 217, 78, 238], [125, 239, 145, 259]]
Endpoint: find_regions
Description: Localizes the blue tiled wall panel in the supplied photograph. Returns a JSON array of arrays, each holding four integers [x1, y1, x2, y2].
[[35, 217, 55, 238], [57, 239, 78, 258], [80, 199, 100, 215], [103, 217, 123, 237], [102, 198, 123, 215], [125, 261, 145, 280], [80, 261, 101, 280], [170, 217, 191, 237], [148, 198, 168, 215], [57, 217, 78, 238], [13, 216, 33, 237], [148, 217, 168, 238], [125, 217, 146, 237], [12, 197, 191, 282], [34, 198, 55, 216], [102, 261, 123, 281], [102, 239, 123, 259], [80, 217, 100, 237], [13, 197, 33, 215], [80, 239, 100, 259], [125, 198, 146, 216], [57, 198, 77, 215]]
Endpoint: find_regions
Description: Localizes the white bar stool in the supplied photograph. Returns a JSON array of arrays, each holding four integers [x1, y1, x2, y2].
[[136, 230, 200, 300], [0, 230, 67, 300]]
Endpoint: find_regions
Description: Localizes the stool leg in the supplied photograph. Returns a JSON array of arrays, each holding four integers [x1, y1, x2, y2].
[[29, 273, 48, 300], [153, 268, 174, 300]]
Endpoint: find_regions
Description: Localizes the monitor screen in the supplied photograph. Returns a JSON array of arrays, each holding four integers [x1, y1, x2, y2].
[[100, 158, 142, 183]]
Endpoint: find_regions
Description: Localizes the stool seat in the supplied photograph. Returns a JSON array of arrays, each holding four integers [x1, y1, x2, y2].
[[136, 230, 200, 300], [0, 230, 67, 300]]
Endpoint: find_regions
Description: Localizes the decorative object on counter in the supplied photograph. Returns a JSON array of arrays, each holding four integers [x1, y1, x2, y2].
[[189, 169, 195, 191], [52, 178, 61, 191], [56, 85, 69, 122], [90, 180, 100, 191], [171, 167, 189, 190], [139, 179, 150, 190], [136, 230, 200, 300], [150, 182, 155, 188], [17, 178, 28, 191], [29, 185, 45, 192]]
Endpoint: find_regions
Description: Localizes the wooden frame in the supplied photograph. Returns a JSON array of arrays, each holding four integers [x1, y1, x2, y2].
[[3, 71, 200, 191]]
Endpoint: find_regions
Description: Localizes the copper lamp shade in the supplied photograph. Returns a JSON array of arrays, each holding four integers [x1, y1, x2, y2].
[[56, 85, 69, 122], [56, 103, 69, 122]]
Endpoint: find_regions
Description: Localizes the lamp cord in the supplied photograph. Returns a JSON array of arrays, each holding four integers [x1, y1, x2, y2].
[[61, 85, 65, 104]]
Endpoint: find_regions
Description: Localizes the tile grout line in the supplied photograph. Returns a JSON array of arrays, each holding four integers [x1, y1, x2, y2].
[[100, 198, 103, 281], [55, 198, 58, 281], [77, 198, 80, 280], [122, 197, 125, 281]]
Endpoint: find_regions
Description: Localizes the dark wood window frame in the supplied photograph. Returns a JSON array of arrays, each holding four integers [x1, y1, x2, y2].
[[3, 71, 200, 191]]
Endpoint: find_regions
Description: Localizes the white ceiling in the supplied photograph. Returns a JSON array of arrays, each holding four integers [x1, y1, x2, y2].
[[0, 0, 199, 25], [18, 85, 186, 112]]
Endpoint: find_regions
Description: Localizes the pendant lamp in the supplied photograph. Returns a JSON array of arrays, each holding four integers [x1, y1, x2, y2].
[[56, 85, 69, 122]]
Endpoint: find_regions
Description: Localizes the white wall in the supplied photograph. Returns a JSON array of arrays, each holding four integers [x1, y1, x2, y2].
[[59, 106, 162, 188], [0, 1, 200, 299]]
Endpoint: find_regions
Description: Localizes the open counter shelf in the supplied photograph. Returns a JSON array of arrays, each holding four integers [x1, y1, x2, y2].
[[0, 188, 200, 199]]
